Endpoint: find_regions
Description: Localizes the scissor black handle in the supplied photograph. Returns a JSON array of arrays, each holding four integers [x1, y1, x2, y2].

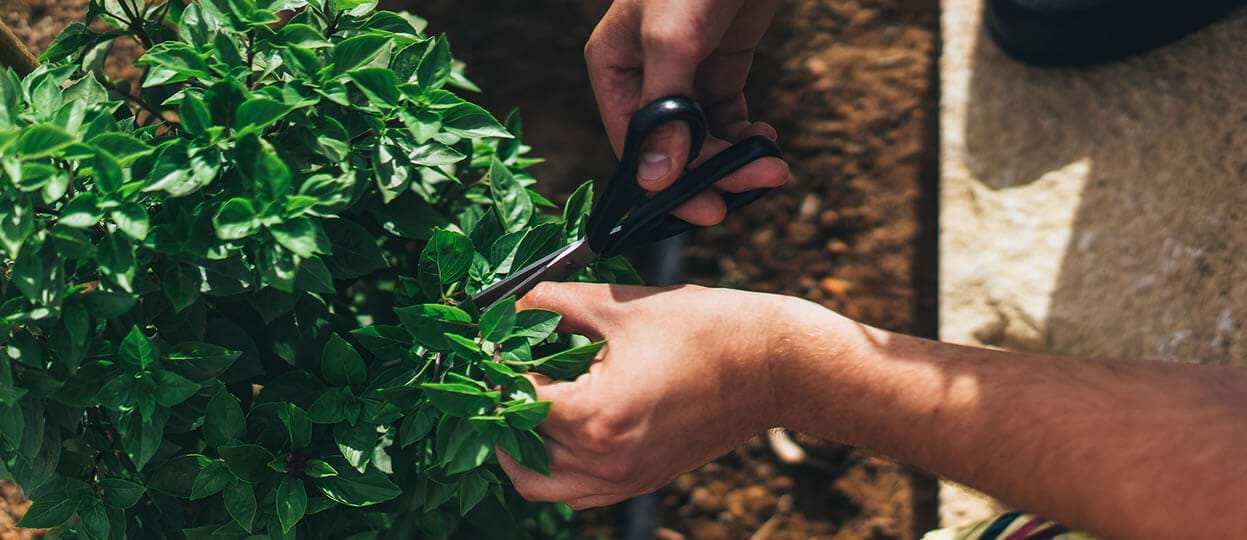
[[586, 97, 708, 253], [601, 135, 782, 257]]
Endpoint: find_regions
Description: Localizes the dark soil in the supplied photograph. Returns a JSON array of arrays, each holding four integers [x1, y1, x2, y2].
[[0, 0, 940, 538]]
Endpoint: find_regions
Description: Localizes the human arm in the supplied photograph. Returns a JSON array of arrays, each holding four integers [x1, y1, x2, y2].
[[498, 283, 1247, 539], [584, 0, 790, 225]]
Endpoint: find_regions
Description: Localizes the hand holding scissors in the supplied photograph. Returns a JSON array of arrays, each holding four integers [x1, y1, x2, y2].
[[473, 96, 785, 308]]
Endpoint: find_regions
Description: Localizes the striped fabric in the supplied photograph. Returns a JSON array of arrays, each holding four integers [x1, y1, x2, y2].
[[921, 512, 1099, 540]]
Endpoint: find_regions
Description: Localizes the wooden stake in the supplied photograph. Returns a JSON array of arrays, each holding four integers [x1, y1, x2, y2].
[[0, 17, 39, 76]]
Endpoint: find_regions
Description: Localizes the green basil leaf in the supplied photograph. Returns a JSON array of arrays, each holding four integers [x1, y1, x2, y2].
[[334, 422, 378, 473], [438, 416, 491, 474], [415, 34, 451, 89], [111, 203, 149, 241], [0, 197, 34, 258], [511, 309, 562, 345], [213, 198, 260, 240], [394, 304, 474, 351], [234, 98, 293, 132], [421, 383, 496, 417], [321, 333, 367, 387], [223, 478, 257, 532], [314, 456, 400, 507], [220, 444, 276, 483], [165, 342, 242, 382], [322, 219, 387, 280], [399, 406, 436, 448], [303, 459, 338, 479], [267, 477, 303, 534], [93, 149, 125, 194], [15, 488, 78, 528], [529, 341, 605, 381], [331, 34, 390, 75], [16, 124, 76, 158], [458, 471, 491, 516], [510, 222, 562, 271], [116, 409, 166, 471], [370, 192, 450, 240], [487, 159, 532, 233], [99, 478, 145, 509], [442, 102, 511, 140], [136, 41, 214, 80], [236, 137, 293, 204], [513, 429, 550, 476], [161, 263, 203, 314], [205, 386, 247, 447], [89, 133, 153, 164], [563, 181, 593, 240], [307, 387, 350, 425], [500, 401, 550, 431], [79, 500, 109, 539], [119, 326, 155, 370], [277, 23, 331, 49], [60, 192, 103, 228], [348, 68, 401, 108], [145, 143, 221, 198], [269, 217, 325, 258], [479, 297, 516, 343], [191, 461, 231, 501], [349, 325, 411, 361], [153, 370, 201, 407], [417, 228, 473, 299], [179, 94, 213, 136]]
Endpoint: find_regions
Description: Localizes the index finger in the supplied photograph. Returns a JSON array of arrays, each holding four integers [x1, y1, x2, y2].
[[584, 3, 644, 157]]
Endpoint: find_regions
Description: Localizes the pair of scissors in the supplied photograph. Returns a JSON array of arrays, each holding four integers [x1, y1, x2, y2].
[[471, 96, 783, 309]]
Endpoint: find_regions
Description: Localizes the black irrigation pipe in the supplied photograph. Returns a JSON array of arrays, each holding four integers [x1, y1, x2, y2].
[[618, 233, 688, 539]]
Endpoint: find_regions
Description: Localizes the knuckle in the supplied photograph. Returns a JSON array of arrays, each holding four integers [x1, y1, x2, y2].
[[579, 415, 625, 454], [523, 282, 556, 308], [672, 283, 706, 295], [583, 37, 600, 65], [640, 26, 703, 60]]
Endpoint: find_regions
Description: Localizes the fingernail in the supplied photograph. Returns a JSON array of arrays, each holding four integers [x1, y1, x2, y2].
[[638, 152, 670, 184]]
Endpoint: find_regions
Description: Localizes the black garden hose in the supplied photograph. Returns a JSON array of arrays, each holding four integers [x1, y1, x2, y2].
[[618, 233, 688, 539]]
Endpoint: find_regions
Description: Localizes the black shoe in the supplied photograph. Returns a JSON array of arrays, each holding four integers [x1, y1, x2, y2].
[[985, 0, 1247, 66]]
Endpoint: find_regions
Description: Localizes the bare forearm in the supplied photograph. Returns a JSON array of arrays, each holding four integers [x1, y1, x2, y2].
[[769, 298, 1247, 538]]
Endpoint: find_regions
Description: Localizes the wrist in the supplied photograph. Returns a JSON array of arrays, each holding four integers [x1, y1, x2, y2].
[[760, 294, 862, 434]]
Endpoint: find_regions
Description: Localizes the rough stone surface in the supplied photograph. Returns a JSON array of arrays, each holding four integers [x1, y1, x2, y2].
[[940, 0, 1247, 527]]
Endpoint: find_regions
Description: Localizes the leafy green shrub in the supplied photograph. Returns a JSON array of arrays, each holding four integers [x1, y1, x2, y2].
[[0, 1, 636, 537]]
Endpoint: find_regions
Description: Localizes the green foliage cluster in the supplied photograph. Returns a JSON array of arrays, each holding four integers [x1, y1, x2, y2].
[[0, 0, 639, 537]]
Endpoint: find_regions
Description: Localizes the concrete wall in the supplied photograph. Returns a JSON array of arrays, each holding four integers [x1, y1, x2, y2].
[[939, 0, 1247, 527]]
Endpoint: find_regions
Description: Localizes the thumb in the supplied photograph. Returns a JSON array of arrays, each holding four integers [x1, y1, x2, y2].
[[634, 0, 745, 192], [634, 29, 695, 192]]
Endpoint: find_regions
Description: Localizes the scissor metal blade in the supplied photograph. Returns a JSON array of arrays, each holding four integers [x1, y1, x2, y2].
[[471, 238, 596, 309]]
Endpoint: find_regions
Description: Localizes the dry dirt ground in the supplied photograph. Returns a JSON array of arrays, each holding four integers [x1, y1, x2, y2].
[[0, 0, 940, 538]]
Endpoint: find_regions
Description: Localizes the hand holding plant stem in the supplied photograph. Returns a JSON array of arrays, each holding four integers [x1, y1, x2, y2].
[[503, 282, 1247, 540], [498, 283, 787, 509]]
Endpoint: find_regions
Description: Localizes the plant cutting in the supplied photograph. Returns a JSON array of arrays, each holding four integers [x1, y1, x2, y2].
[[0, 0, 641, 537]]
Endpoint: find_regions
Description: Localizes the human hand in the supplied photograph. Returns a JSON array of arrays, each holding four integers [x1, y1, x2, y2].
[[496, 282, 789, 509], [585, 0, 791, 225]]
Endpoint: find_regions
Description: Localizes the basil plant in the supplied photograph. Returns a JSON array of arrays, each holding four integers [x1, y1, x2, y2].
[[0, 0, 637, 537]]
